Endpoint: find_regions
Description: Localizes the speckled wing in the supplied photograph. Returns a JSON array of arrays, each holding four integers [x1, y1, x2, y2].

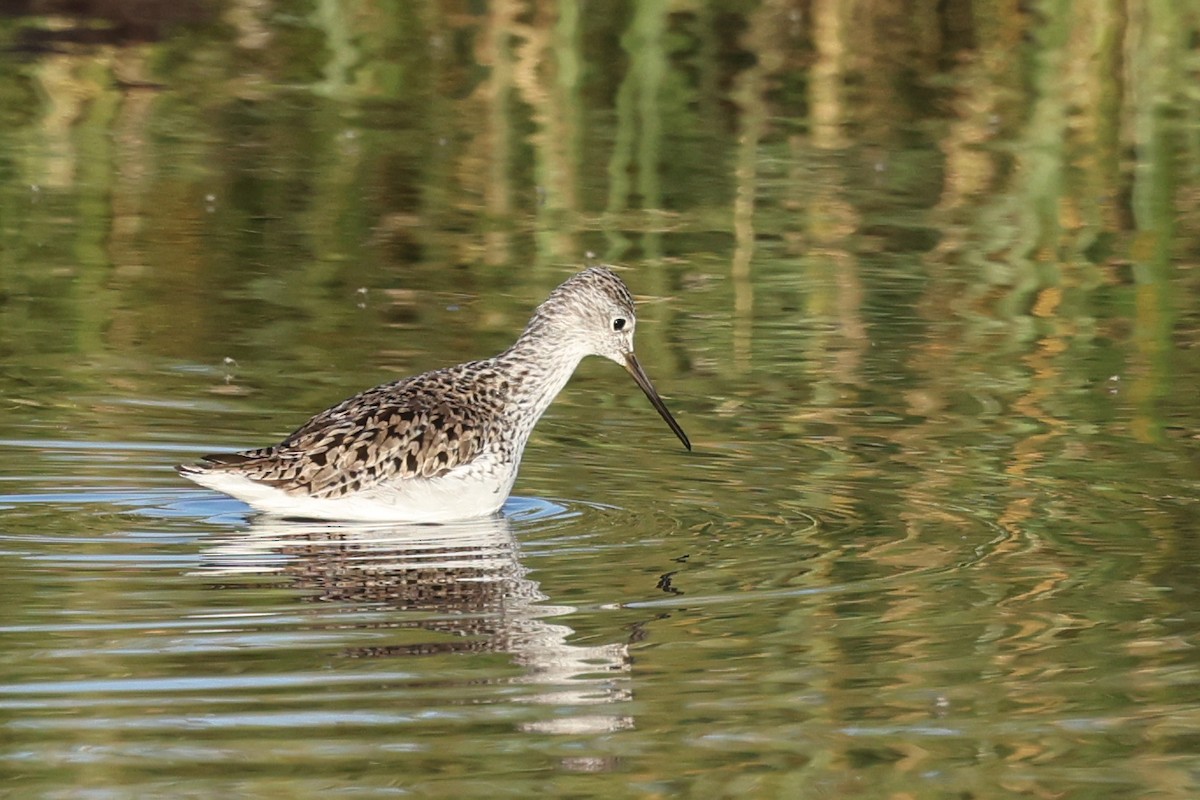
[[196, 364, 501, 499]]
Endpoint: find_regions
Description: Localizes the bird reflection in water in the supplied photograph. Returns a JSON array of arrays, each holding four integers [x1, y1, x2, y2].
[[197, 512, 632, 735]]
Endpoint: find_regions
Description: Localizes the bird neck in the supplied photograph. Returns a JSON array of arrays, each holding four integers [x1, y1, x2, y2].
[[495, 319, 587, 419]]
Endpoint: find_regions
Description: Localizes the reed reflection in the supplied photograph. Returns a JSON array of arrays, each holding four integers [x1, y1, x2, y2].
[[198, 512, 632, 734]]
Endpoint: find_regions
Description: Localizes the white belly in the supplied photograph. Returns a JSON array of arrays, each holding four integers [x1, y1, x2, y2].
[[186, 457, 519, 523]]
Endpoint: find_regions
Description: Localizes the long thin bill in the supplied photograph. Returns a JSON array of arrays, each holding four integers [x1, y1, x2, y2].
[[624, 353, 692, 451]]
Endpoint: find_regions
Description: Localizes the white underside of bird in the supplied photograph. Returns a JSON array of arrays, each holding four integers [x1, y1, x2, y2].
[[182, 453, 518, 522]]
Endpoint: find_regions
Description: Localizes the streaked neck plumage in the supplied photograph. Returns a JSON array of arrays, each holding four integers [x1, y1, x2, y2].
[[494, 313, 589, 426]]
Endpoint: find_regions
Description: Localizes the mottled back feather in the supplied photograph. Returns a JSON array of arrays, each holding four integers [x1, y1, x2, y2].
[[197, 360, 510, 499]]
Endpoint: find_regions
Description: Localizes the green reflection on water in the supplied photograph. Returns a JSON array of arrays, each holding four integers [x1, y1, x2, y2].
[[0, 2, 1198, 798]]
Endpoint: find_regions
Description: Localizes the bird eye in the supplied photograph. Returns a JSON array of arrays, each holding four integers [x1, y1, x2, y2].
[[612, 317, 626, 332]]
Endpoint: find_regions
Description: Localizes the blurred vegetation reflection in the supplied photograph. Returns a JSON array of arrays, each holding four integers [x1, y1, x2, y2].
[[0, 0, 1198, 795]]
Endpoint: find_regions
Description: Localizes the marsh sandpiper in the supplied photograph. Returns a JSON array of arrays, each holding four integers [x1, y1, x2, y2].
[[178, 267, 690, 521]]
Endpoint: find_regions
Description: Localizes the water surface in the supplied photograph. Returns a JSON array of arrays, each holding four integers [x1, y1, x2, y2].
[[1, 2, 1199, 798]]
